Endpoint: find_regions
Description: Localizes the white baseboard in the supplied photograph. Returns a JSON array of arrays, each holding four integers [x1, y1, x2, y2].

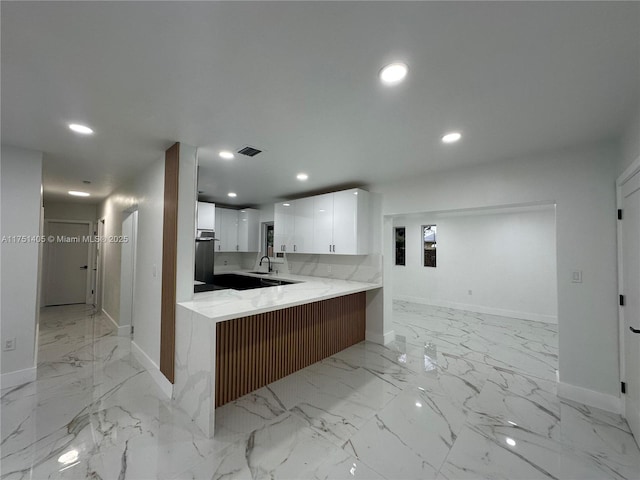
[[393, 295, 557, 324], [366, 329, 395, 346], [102, 309, 132, 337], [131, 341, 173, 399], [0, 366, 37, 389], [557, 381, 621, 414], [117, 325, 131, 336]]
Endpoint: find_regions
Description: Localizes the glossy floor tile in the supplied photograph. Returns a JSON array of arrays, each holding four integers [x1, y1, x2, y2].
[[2, 302, 639, 479]]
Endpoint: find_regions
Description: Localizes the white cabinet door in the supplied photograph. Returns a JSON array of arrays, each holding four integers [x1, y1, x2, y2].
[[333, 188, 369, 254], [238, 209, 259, 252], [312, 193, 335, 254], [224, 209, 239, 252], [292, 197, 314, 253], [274, 202, 295, 253], [215, 207, 239, 252], [197, 202, 215, 231], [332, 189, 358, 254]]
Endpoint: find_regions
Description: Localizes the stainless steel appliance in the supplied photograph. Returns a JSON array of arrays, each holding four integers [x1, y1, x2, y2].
[[195, 230, 216, 285]]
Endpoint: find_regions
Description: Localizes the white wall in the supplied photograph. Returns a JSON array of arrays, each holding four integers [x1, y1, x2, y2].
[[374, 142, 620, 399], [259, 203, 274, 224], [620, 107, 640, 174], [98, 156, 164, 366], [392, 206, 557, 323], [0, 145, 43, 386], [44, 201, 97, 222], [176, 144, 198, 303], [214, 252, 257, 272]]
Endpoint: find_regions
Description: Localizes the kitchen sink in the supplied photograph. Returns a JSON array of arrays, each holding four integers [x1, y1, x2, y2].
[[246, 271, 271, 275], [211, 274, 298, 291]]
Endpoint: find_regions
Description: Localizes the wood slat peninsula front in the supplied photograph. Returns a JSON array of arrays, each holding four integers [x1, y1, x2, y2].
[[215, 292, 366, 407]]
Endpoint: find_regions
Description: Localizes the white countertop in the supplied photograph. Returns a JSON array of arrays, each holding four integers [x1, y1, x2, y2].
[[178, 271, 381, 323]]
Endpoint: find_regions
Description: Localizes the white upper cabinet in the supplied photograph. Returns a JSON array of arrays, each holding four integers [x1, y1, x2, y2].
[[292, 197, 314, 253], [215, 207, 239, 252], [275, 188, 369, 255], [238, 209, 260, 252], [197, 202, 215, 231], [312, 193, 334, 254], [274, 202, 295, 252], [332, 189, 369, 254], [214, 207, 259, 252]]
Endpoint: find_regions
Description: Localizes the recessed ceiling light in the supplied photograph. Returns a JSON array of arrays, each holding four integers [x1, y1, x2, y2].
[[227, 192, 237, 198], [68, 123, 94, 135], [296, 173, 309, 181], [219, 150, 235, 160], [282, 203, 291, 207], [505, 438, 516, 447], [379, 62, 408, 85], [68, 191, 90, 197], [441, 132, 462, 144]]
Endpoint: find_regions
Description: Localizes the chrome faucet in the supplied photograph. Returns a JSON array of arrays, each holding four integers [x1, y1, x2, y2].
[[259, 255, 272, 273]]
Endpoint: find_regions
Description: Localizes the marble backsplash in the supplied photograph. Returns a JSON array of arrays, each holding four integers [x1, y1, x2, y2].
[[212, 252, 382, 285], [214, 252, 258, 272], [281, 253, 382, 284]]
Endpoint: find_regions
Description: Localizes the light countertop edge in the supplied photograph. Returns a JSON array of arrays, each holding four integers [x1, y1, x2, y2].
[[178, 271, 381, 323]]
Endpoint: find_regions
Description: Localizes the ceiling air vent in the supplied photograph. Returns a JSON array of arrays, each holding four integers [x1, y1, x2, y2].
[[237, 146, 262, 157]]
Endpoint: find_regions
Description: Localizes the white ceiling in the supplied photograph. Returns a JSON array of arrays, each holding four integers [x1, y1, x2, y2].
[[2, 2, 638, 206]]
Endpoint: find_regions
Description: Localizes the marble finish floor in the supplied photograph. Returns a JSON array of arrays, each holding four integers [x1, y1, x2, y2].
[[1, 302, 639, 479]]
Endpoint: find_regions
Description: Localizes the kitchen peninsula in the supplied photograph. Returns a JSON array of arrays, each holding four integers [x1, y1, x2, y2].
[[172, 271, 382, 438]]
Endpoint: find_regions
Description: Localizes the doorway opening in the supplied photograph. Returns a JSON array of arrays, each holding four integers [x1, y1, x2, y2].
[[387, 203, 558, 381]]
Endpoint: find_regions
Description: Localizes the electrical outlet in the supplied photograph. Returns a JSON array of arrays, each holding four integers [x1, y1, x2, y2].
[[571, 270, 582, 283], [327, 265, 332, 275], [3, 338, 16, 351], [468, 290, 473, 296]]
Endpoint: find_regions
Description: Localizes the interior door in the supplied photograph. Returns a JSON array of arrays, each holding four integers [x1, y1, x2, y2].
[[119, 211, 138, 330], [621, 170, 640, 443], [44, 221, 90, 306]]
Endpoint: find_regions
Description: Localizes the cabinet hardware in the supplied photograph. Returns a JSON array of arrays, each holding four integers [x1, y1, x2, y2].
[[631, 326, 640, 334]]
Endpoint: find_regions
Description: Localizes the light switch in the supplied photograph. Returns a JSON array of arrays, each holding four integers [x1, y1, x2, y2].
[[571, 270, 582, 283], [152, 264, 157, 277]]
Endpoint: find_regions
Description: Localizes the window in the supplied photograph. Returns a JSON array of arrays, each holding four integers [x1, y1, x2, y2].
[[264, 223, 274, 257], [395, 227, 406, 266], [423, 225, 436, 267]]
